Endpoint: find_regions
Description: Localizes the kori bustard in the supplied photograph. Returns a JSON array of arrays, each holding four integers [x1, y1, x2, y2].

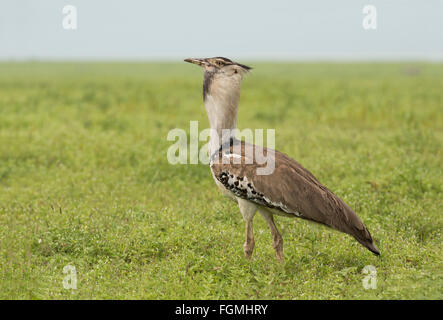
[[185, 57, 380, 261]]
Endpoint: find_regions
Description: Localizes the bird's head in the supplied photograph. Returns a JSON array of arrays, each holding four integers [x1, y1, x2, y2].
[[184, 57, 251, 75], [184, 57, 251, 100]]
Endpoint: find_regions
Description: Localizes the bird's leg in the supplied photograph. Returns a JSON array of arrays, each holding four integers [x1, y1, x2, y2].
[[237, 198, 257, 260], [259, 209, 283, 262], [269, 219, 284, 262], [243, 219, 255, 259]]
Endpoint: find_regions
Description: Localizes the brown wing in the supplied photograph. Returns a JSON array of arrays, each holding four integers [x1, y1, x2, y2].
[[210, 140, 380, 255]]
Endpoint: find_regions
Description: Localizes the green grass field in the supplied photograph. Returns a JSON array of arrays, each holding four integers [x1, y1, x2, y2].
[[0, 62, 442, 299]]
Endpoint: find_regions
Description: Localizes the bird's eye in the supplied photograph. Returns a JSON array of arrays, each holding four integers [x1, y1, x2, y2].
[[216, 60, 223, 66]]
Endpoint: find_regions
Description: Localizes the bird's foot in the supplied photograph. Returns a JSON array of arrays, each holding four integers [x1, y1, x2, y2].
[[243, 241, 255, 260]]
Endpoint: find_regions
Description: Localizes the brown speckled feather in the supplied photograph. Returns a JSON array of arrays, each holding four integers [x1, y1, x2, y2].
[[210, 140, 380, 255]]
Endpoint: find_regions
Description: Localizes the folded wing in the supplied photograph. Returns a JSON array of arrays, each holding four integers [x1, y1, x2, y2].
[[210, 140, 380, 255]]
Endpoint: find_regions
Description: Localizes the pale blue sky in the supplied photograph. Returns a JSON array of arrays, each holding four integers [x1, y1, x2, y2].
[[1, 0, 442, 60]]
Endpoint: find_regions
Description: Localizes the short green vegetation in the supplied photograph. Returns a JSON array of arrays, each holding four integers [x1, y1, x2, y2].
[[0, 62, 441, 299]]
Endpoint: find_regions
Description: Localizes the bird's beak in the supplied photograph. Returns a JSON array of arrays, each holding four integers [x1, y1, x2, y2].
[[184, 58, 207, 67]]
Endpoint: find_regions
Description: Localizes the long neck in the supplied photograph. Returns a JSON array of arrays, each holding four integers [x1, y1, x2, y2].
[[204, 74, 241, 155]]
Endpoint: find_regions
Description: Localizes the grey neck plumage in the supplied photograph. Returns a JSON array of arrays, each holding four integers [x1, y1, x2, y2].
[[203, 71, 242, 156]]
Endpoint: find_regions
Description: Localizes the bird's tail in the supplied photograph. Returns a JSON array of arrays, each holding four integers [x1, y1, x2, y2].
[[317, 189, 381, 256], [333, 199, 380, 256]]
